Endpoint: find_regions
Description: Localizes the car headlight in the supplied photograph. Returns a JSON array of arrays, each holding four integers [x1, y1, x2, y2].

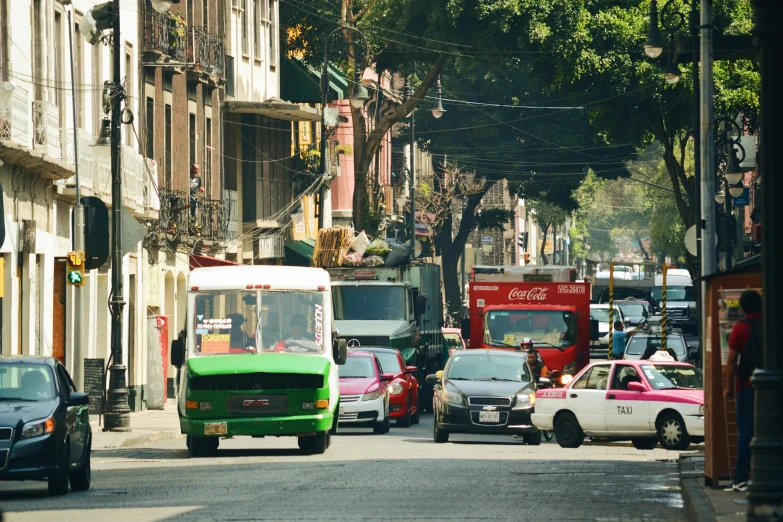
[[513, 391, 536, 409], [389, 383, 404, 396], [441, 389, 463, 406], [362, 389, 382, 401], [560, 374, 574, 386], [699, 404, 705, 415], [21, 417, 55, 440]]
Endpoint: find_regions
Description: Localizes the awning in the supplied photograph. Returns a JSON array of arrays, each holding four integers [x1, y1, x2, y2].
[[222, 97, 321, 122], [284, 239, 315, 267], [281, 57, 348, 103], [190, 254, 240, 270]]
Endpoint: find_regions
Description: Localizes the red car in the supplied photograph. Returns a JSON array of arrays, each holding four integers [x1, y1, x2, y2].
[[358, 347, 420, 427]]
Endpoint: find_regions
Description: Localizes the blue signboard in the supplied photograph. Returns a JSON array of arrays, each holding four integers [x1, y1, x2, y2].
[[733, 188, 750, 207], [480, 236, 493, 244]]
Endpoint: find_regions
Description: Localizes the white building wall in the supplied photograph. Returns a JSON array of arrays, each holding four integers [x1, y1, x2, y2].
[[226, 0, 280, 103]]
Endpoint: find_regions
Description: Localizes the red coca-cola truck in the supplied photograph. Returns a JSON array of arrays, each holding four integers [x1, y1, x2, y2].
[[464, 266, 592, 378]]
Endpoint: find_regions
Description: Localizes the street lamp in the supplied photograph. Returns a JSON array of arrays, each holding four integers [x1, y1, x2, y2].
[[318, 27, 369, 230], [643, 0, 665, 58], [714, 190, 726, 205], [431, 75, 446, 119], [715, 116, 747, 271], [80, 0, 174, 432], [663, 54, 681, 84]]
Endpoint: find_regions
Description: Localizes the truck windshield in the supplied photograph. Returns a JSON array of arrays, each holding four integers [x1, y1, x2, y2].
[[333, 286, 406, 321], [193, 290, 326, 355], [651, 285, 695, 301], [483, 310, 577, 349]]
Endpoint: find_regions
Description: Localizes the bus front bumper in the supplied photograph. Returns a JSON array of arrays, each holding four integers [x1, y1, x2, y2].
[[180, 412, 334, 437]]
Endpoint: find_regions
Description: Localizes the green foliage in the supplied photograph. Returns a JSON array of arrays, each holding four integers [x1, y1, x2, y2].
[[476, 207, 514, 230]]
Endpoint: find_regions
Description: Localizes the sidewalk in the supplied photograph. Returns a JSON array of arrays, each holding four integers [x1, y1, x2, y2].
[[679, 452, 749, 522], [90, 403, 183, 450]]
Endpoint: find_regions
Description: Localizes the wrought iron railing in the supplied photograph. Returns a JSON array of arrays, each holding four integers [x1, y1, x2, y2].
[[158, 189, 191, 243], [32, 100, 61, 158], [224, 189, 239, 242], [143, 10, 187, 62], [189, 26, 225, 79], [197, 197, 227, 243], [0, 82, 30, 147]]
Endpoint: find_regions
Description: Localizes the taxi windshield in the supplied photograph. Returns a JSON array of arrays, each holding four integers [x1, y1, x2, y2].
[[641, 364, 703, 390], [443, 333, 464, 350], [446, 354, 531, 382], [483, 310, 577, 348], [193, 290, 326, 355]]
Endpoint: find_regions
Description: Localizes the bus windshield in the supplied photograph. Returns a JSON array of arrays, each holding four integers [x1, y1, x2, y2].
[[193, 290, 326, 355], [483, 310, 577, 349]]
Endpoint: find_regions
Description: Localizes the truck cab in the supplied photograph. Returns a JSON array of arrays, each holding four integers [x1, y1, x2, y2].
[[171, 266, 347, 456]]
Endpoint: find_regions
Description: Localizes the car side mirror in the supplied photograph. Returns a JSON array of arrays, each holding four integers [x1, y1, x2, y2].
[[406, 365, 417, 373], [425, 374, 440, 385], [589, 318, 599, 341], [414, 294, 428, 316], [171, 338, 185, 368], [624, 317, 632, 325], [333, 338, 348, 365], [381, 373, 395, 382], [66, 392, 90, 407], [627, 381, 646, 392]]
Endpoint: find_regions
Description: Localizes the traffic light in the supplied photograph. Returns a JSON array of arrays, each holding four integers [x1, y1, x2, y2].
[[517, 231, 528, 250], [524, 252, 531, 265], [72, 197, 109, 270], [66, 251, 85, 286]]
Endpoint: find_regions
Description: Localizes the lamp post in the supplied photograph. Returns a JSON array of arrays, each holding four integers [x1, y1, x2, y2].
[[80, 0, 177, 431], [318, 27, 370, 230], [714, 117, 746, 272]]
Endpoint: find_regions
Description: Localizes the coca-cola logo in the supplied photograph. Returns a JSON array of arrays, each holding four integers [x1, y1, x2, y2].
[[508, 287, 548, 301]]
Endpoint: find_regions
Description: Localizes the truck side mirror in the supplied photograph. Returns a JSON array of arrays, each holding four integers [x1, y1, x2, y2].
[[171, 338, 185, 368], [461, 317, 471, 340], [414, 294, 428, 316], [589, 318, 599, 342], [333, 338, 348, 365]]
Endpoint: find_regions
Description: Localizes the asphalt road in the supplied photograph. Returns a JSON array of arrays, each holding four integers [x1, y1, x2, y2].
[[0, 414, 693, 522]]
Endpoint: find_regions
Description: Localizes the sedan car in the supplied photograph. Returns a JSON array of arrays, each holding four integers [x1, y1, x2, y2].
[[338, 352, 392, 434], [426, 349, 540, 445], [623, 331, 690, 363], [357, 347, 420, 427], [0, 357, 92, 495], [532, 360, 704, 450]]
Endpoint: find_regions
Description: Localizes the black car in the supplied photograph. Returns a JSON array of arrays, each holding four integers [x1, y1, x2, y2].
[[426, 349, 540, 445], [0, 357, 92, 495]]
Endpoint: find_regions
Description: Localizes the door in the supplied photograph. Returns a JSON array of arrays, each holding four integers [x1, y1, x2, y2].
[[566, 364, 611, 432], [605, 364, 651, 434], [56, 365, 83, 467]]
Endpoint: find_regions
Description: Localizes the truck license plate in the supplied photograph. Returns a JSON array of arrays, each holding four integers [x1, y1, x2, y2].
[[204, 422, 227, 436], [479, 412, 500, 423]]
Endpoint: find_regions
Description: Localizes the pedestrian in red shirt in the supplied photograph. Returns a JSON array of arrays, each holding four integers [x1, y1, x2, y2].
[[724, 290, 762, 492]]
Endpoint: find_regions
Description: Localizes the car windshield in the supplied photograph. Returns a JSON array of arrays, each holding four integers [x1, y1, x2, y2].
[[640, 364, 703, 390], [626, 336, 687, 355], [446, 354, 531, 382], [367, 351, 403, 374], [333, 285, 406, 321], [590, 309, 613, 322], [193, 290, 326, 355], [341, 357, 376, 378], [651, 285, 695, 301], [0, 364, 56, 401], [443, 333, 464, 350], [483, 310, 577, 348], [617, 303, 645, 316]]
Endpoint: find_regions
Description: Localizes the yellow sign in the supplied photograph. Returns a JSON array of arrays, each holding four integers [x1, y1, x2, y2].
[[201, 334, 230, 354], [66, 251, 85, 286]]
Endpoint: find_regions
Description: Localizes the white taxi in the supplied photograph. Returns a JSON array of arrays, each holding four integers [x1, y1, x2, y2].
[[532, 360, 704, 450]]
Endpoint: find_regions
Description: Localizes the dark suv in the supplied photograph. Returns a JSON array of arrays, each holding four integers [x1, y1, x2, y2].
[[0, 357, 92, 495]]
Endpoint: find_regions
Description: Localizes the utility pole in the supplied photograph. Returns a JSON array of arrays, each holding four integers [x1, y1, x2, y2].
[[409, 102, 416, 259], [104, 0, 130, 431], [65, 2, 86, 390]]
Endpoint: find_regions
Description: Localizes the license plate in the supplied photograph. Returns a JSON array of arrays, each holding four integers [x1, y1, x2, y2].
[[339, 406, 344, 416], [479, 411, 500, 423], [204, 422, 227, 436]]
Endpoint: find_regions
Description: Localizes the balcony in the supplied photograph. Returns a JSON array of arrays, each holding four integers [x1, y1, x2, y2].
[[32, 100, 60, 158], [156, 190, 226, 246], [142, 10, 187, 63], [55, 130, 160, 219], [224, 189, 239, 244], [0, 82, 29, 147], [188, 26, 225, 82]]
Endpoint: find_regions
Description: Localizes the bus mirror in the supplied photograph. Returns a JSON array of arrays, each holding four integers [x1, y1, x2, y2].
[[589, 318, 599, 342], [334, 338, 348, 365], [171, 338, 185, 368], [461, 317, 471, 340]]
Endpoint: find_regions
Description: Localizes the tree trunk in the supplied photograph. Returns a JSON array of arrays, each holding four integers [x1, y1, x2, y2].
[[441, 244, 462, 314], [539, 223, 550, 265]]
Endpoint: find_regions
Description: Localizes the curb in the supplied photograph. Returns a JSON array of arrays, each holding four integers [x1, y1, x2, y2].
[[92, 428, 184, 450], [679, 453, 717, 522]]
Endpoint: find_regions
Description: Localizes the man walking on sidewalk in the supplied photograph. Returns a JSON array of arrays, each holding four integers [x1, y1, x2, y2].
[[724, 290, 763, 493]]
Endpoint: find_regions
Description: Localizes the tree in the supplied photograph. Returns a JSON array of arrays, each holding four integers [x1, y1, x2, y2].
[[517, 0, 759, 277], [526, 199, 568, 265]]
